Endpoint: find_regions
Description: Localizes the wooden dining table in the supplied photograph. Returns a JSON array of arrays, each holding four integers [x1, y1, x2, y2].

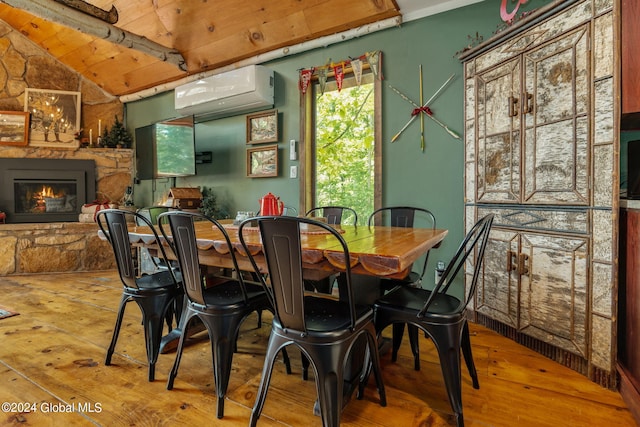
[[103, 218, 449, 402], [124, 220, 448, 281]]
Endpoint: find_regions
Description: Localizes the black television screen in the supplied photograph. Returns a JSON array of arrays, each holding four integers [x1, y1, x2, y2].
[[136, 116, 196, 179]]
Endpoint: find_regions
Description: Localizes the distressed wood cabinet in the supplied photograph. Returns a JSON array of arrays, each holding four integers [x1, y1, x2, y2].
[[460, 0, 618, 387]]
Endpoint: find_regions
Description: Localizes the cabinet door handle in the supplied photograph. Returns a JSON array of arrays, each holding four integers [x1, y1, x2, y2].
[[522, 92, 533, 114], [508, 96, 519, 117], [518, 253, 529, 276]]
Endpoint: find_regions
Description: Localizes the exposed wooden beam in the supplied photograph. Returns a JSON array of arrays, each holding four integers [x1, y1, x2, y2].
[[53, 0, 118, 24], [0, 0, 186, 71]]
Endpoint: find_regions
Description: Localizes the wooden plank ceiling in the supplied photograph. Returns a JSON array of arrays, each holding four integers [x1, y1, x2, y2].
[[0, 0, 401, 96]]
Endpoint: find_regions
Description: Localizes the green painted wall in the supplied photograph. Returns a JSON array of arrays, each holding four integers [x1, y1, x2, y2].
[[125, 0, 549, 286]]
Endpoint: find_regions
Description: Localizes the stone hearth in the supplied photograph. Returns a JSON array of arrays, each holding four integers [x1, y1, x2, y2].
[[0, 222, 115, 275]]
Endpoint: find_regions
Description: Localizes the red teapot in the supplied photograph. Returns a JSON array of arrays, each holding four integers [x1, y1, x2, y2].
[[259, 192, 284, 216]]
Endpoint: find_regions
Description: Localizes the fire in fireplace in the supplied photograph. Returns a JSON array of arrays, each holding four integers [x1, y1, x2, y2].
[[0, 158, 96, 223]]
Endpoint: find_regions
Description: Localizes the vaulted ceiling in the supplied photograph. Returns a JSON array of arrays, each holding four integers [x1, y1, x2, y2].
[[0, 0, 478, 98]]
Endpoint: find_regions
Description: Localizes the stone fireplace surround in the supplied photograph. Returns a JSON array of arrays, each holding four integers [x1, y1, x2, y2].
[[0, 146, 132, 275], [0, 158, 96, 223]]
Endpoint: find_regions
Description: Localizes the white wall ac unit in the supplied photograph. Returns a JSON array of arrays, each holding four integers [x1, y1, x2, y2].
[[174, 65, 274, 118]]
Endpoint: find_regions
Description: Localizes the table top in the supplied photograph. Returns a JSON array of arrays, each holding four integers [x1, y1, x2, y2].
[[124, 222, 448, 279]]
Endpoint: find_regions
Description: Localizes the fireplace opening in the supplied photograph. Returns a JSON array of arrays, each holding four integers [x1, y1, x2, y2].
[[14, 180, 78, 215], [0, 158, 95, 223]]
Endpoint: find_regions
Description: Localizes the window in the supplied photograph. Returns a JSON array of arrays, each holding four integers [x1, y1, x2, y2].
[[300, 70, 381, 223]]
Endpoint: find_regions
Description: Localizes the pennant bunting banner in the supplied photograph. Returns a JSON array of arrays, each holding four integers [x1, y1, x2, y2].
[[333, 62, 345, 92], [299, 68, 314, 94], [296, 51, 383, 94], [351, 58, 363, 86], [365, 50, 384, 81], [316, 65, 329, 96]]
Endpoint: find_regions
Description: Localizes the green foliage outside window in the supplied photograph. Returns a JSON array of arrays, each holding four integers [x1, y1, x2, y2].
[[315, 83, 375, 224]]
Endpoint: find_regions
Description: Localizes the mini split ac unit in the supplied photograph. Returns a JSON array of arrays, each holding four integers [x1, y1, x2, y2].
[[174, 65, 274, 119]]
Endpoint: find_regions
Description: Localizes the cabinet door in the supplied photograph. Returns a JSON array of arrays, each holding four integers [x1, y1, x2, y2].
[[519, 232, 588, 357], [475, 228, 519, 328], [476, 58, 521, 203], [522, 26, 590, 205]]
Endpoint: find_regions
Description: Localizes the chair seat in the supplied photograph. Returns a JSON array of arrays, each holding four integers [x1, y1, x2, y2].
[[134, 270, 181, 291], [377, 285, 461, 317], [304, 296, 372, 332], [201, 281, 267, 308]]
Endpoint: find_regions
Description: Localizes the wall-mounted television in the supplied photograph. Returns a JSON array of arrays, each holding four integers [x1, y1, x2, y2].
[[135, 115, 196, 180]]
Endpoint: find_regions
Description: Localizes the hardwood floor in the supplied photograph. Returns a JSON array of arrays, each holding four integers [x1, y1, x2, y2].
[[0, 270, 635, 426]]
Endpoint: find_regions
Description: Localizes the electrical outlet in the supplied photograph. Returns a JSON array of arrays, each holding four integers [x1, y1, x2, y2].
[[290, 165, 298, 178]]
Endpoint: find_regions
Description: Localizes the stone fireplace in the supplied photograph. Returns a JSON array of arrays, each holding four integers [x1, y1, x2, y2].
[[0, 147, 132, 275], [0, 158, 96, 223]]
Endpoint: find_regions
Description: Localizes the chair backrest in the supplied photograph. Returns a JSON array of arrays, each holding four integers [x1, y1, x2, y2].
[[282, 206, 298, 216], [368, 206, 435, 229], [136, 206, 171, 226], [369, 206, 436, 280], [157, 211, 249, 306], [305, 206, 358, 225], [238, 216, 358, 333], [420, 213, 494, 316], [96, 208, 177, 289]]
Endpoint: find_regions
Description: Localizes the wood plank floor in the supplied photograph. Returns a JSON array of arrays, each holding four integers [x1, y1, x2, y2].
[[0, 270, 635, 426]]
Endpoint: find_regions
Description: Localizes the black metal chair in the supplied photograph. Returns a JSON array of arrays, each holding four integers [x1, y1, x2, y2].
[[157, 210, 278, 419], [282, 205, 298, 216], [305, 206, 358, 294], [372, 214, 494, 427], [368, 206, 437, 370], [239, 216, 386, 427], [96, 208, 183, 382], [136, 206, 175, 275], [305, 205, 358, 225]]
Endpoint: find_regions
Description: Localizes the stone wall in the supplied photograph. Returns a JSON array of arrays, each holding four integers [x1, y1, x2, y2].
[[0, 19, 123, 145], [0, 19, 135, 275], [0, 222, 115, 275]]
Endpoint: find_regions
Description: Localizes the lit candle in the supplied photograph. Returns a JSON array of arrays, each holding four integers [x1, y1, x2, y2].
[[89, 129, 93, 144], [98, 119, 101, 136]]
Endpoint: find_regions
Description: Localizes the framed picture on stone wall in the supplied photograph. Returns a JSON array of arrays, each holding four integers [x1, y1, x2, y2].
[[24, 88, 81, 148], [0, 111, 29, 146]]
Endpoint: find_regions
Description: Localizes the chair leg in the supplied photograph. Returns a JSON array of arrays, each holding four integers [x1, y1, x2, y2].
[[301, 352, 310, 380], [250, 335, 286, 427], [281, 347, 292, 375], [314, 348, 345, 427], [105, 295, 129, 366], [167, 311, 195, 390], [137, 293, 175, 382], [461, 321, 479, 389], [407, 324, 421, 371], [208, 320, 239, 419], [357, 330, 387, 407], [391, 322, 405, 362], [431, 326, 464, 427]]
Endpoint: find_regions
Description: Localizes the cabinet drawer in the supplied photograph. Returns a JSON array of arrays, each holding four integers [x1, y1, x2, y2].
[[476, 204, 588, 235]]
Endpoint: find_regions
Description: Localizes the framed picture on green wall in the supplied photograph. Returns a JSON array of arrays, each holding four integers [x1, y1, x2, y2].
[[246, 109, 278, 144], [247, 144, 278, 177]]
